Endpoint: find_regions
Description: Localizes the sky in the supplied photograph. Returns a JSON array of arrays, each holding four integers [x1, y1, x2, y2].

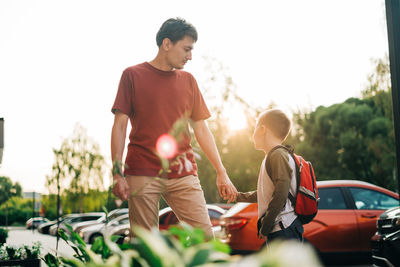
[[0, 0, 390, 194]]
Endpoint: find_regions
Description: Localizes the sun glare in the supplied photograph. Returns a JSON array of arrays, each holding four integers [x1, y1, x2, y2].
[[227, 110, 247, 131], [156, 134, 178, 159]]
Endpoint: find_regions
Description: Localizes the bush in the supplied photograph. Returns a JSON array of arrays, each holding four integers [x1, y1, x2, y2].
[[0, 228, 7, 245], [0, 197, 33, 226], [0, 242, 41, 260]]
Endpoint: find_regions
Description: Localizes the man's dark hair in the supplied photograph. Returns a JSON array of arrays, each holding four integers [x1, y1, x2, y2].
[[156, 18, 198, 47]]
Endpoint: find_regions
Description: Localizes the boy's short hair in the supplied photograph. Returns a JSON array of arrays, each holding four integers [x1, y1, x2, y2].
[[258, 109, 291, 141], [156, 18, 198, 47]]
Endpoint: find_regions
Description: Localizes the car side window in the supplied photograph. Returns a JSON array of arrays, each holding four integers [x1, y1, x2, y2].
[[119, 218, 130, 225], [318, 188, 347, 209], [70, 217, 82, 223], [208, 210, 222, 219], [81, 216, 99, 221], [349, 187, 398, 210]]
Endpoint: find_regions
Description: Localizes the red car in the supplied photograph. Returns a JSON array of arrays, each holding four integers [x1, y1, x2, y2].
[[220, 180, 399, 254]]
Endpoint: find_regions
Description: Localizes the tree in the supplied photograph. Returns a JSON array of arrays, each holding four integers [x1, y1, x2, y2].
[[0, 176, 22, 206], [293, 57, 396, 190], [0, 196, 32, 225], [45, 124, 107, 213]]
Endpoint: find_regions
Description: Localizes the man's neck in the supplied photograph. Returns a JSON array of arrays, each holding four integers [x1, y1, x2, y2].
[[149, 57, 174, 71]]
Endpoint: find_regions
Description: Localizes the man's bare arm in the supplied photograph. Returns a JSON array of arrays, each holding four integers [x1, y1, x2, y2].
[[111, 111, 130, 201], [192, 120, 238, 203]]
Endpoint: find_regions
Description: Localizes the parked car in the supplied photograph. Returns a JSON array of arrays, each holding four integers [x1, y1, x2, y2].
[[220, 180, 399, 255], [71, 209, 127, 234], [98, 214, 131, 242], [38, 214, 76, 234], [77, 210, 130, 244], [26, 217, 49, 229], [73, 208, 129, 236], [38, 220, 57, 234], [108, 204, 227, 244], [49, 212, 105, 236], [371, 206, 400, 267], [159, 204, 226, 231]]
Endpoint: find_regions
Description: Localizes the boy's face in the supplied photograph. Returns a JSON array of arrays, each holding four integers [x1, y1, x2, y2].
[[253, 120, 266, 150], [164, 35, 194, 70]]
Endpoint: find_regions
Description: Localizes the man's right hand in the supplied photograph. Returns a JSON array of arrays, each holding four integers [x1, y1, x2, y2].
[[216, 170, 238, 204], [112, 175, 130, 201]]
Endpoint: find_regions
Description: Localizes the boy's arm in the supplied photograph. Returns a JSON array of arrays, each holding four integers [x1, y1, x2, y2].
[[237, 191, 257, 203], [259, 149, 292, 236]]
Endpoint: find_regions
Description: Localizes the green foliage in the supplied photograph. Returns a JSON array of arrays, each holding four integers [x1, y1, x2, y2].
[[0, 228, 7, 244], [0, 242, 41, 260], [41, 190, 119, 220], [43, 253, 61, 267], [0, 197, 34, 226], [0, 176, 22, 206], [43, 222, 321, 267], [293, 57, 396, 190], [45, 124, 107, 213]]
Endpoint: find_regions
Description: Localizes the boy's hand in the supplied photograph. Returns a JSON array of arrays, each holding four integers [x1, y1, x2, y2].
[[216, 171, 238, 203]]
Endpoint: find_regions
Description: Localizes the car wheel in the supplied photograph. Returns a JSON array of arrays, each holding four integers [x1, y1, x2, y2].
[[89, 233, 103, 244]]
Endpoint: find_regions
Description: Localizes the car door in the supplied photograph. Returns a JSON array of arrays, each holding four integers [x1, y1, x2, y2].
[[347, 187, 399, 251], [304, 187, 360, 252]]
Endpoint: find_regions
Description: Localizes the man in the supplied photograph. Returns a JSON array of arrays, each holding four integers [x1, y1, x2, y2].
[[111, 18, 237, 238]]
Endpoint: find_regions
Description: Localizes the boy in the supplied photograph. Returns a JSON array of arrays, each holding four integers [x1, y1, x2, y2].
[[236, 109, 304, 243]]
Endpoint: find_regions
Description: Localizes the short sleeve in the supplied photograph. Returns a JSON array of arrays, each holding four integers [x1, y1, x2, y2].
[[269, 149, 292, 181], [111, 69, 134, 116], [190, 75, 211, 121]]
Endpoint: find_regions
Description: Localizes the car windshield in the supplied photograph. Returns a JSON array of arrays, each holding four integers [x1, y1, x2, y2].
[[108, 212, 128, 221]]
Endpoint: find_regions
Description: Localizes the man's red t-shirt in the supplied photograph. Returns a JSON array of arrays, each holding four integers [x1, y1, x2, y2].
[[111, 62, 211, 178]]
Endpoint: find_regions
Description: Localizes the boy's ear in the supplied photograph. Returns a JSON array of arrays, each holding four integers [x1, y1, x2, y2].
[[259, 125, 266, 134]]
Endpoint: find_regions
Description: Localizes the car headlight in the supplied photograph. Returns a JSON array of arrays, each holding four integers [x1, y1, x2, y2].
[[79, 232, 84, 238], [393, 218, 400, 227]]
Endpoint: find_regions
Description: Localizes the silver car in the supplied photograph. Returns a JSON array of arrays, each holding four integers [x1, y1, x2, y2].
[[73, 208, 129, 234], [79, 213, 130, 244], [48, 212, 105, 236]]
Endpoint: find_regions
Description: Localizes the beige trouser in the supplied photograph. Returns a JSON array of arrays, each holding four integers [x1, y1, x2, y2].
[[126, 174, 213, 238]]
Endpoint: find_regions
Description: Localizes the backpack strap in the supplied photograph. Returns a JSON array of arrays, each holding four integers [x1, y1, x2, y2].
[[265, 145, 297, 206]]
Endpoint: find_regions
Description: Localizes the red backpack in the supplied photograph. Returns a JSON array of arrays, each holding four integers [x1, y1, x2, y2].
[[266, 145, 319, 224]]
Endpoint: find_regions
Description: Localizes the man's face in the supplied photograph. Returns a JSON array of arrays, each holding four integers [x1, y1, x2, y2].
[[165, 35, 194, 70]]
